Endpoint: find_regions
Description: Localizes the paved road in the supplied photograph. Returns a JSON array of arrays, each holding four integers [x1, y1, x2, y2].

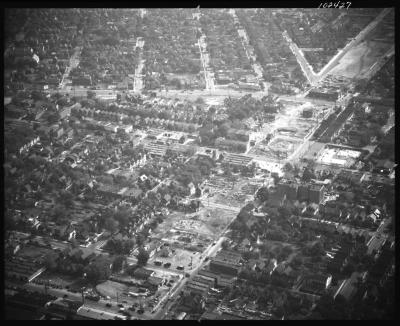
[[197, 25, 216, 91], [230, 9, 267, 91], [283, 30, 318, 85], [156, 235, 227, 319], [133, 37, 145, 92], [59, 46, 82, 89]]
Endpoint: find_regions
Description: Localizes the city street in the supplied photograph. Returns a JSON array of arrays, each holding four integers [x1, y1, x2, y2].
[[133, 37, 145, 92]]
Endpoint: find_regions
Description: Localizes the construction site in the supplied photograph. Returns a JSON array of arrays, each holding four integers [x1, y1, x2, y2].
[[316, 144, 363, 168]]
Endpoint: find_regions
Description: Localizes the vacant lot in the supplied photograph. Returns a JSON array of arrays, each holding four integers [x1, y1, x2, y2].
[[154, 207, 236, 239]]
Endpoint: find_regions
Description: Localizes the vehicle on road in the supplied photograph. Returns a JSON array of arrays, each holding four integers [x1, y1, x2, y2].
[[117, 303, 124, 308], [163, 262, 171, 268], [185, 273, 190, 277], [106, 303, 112, 307], [176, 265, 184, 270]]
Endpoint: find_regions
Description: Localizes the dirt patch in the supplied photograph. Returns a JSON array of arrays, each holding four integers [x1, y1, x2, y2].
[[329, 40, 391, 79]]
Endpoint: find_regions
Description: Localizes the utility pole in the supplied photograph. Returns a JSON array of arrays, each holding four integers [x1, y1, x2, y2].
[[81, 287, 85, 305], [44, 279, 49, 295]]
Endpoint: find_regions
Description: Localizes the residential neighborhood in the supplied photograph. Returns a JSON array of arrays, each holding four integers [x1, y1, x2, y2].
[[4, 7, 395, 321]]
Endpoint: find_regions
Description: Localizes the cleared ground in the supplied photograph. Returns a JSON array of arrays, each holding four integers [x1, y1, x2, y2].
[[150, 248, 202, 271], [329, 40, 392, 79], [316, 146, 362, 168], [154, 207, 236, 240]]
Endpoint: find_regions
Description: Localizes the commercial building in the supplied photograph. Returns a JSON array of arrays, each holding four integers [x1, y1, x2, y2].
[[209, 250, 242, 276]]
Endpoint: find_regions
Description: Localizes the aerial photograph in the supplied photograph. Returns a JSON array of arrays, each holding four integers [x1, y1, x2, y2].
[[3, 7, 396, 320]]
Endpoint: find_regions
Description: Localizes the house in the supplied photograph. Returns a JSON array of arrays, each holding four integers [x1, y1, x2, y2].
[[209, 251, 242, 276], [238, 238, 253, 253], [265, 258, 278, 275], [298, 274, 332, 296], [46, 298, 83, 319], [185, 280, 210, 296], [133, 267, 154, 280], [144, 240, 162, 258], [188, 182, 196, 196], [334, 271, 366, 300], [158, 246, 172, 258], [146, 276, 164, 288]]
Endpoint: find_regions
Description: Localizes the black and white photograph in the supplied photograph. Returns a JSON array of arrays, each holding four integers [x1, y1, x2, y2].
[[3, 4, 396, 320]]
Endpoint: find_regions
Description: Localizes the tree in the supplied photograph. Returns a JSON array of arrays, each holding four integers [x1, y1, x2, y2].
[[87, 90, 96, 99], [256, 187, 269, 202], [84, 257, 111, 284], [221, 240, 230, 250], [112, 255, 127, 272], [195, 97, 205, 105], [113, 208, 130, 228], [44, 251, 59, 270], [137, 247, 149, 266], [57, 190, 74, 208], [104, 218, 119, 233], [302, 167, 315, 182], [283, 162, 293, 173]]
